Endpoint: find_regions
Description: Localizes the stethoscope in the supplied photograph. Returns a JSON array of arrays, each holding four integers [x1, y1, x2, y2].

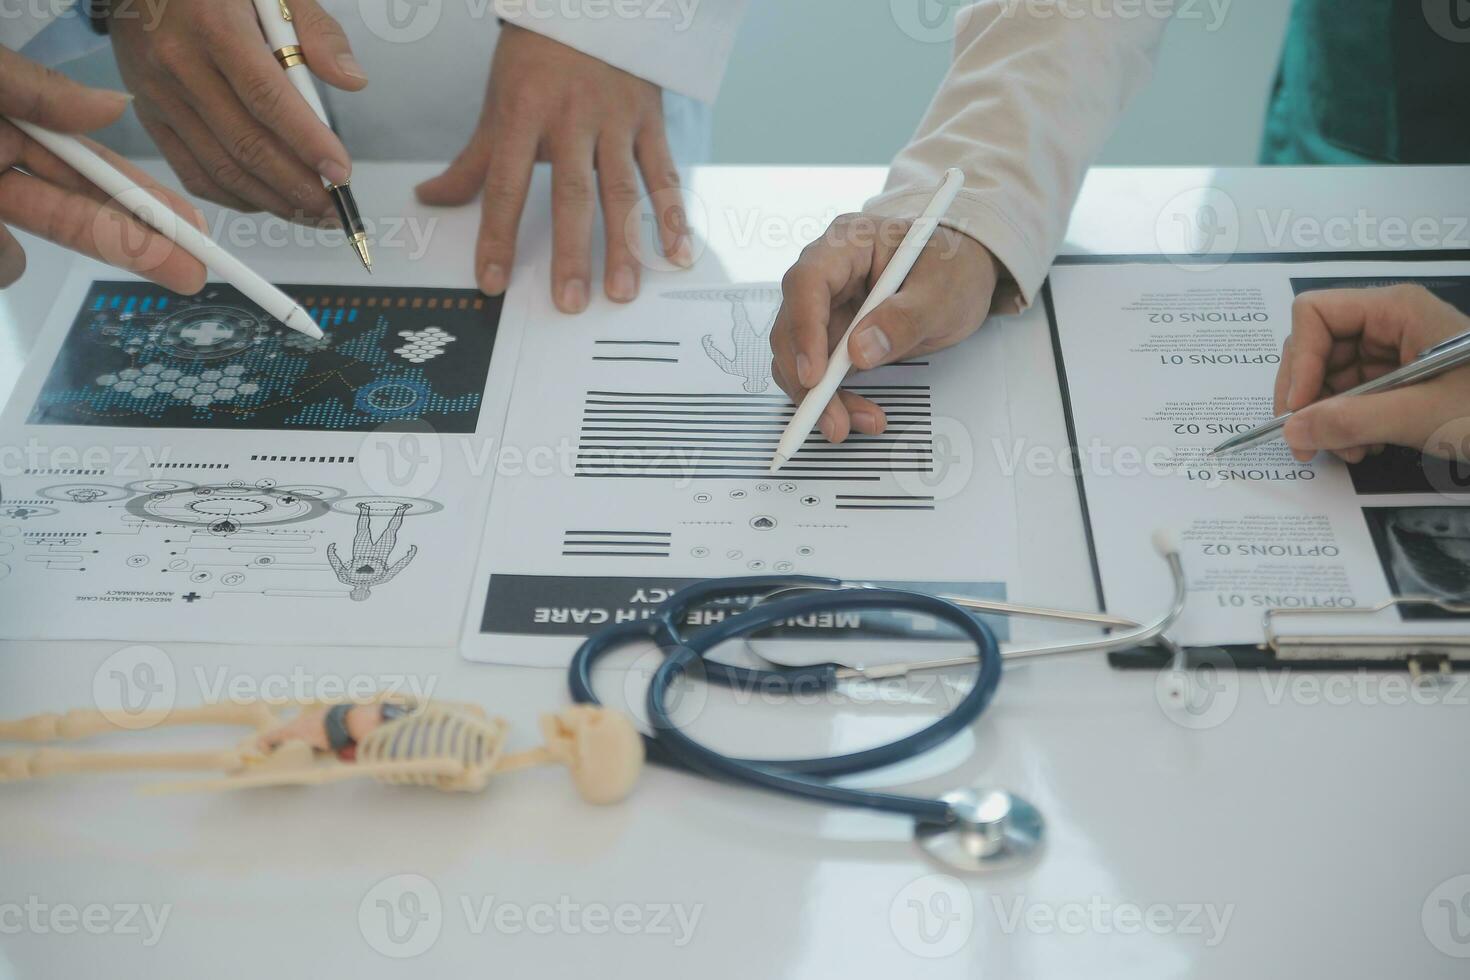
[[569, 532, 1188, 873]]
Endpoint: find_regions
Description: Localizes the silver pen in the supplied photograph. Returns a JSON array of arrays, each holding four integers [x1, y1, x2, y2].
[[1210, 325, 1470, 456]]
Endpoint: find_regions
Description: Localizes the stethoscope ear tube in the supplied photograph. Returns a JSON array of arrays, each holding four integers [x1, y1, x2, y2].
[[642, 588, 1003, 824]]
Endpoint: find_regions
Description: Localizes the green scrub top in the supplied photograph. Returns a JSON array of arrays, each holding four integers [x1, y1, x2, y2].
[[1261, 1, 1470, 164]]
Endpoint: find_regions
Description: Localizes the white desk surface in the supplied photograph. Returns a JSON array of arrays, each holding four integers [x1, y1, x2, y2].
[[2, 164, 1468, 978]]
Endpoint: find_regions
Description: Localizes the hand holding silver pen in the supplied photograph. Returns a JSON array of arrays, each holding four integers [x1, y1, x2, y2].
[[1211, 284, 1470, 463]]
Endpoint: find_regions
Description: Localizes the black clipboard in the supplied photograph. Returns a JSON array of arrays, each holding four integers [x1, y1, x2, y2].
[[1042, 250, 1470, 675]]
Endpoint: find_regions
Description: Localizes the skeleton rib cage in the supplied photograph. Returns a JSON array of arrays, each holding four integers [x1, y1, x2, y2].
[[358, 702, 508, 792]]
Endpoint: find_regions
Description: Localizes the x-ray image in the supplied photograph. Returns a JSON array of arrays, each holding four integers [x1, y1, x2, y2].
[[1363, 506, 1470, 619]]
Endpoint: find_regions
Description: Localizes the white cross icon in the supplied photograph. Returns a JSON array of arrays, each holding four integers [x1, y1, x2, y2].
[[180, 321, 234, 346]]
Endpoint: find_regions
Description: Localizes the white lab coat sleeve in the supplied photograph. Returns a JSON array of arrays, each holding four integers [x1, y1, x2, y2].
[[865, 1, 1168, 312], [493, 0, 746, 103]]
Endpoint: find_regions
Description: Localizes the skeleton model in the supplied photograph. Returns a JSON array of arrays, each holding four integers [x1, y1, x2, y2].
[[0, 696, 644, 803]]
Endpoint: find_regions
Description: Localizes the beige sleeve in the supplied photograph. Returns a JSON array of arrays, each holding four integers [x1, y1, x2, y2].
[[866, 2, 1168, 312]]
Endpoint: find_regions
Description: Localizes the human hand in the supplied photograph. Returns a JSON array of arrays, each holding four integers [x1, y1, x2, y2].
[[0, 48, 206, 292], [769, 213, 999, 442], [415, 24, 692, 312], [109, 0, 366, 220], [1275, 284, 1470, 463]]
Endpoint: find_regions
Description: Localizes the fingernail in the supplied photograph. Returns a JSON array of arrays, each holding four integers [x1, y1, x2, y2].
[[854, 324, 891, 367], [560, 279, 588, 313], [796, 353, 812, 387], [851, 411, 877, 433], [480, 264, 508, 295], [318, 159, 350, 187], [103, 89, 134, 106], [670, 238, 694, 268], [337, 53, 368, 82], [818, 416, 836, 442], [608, 267, 637, 302]]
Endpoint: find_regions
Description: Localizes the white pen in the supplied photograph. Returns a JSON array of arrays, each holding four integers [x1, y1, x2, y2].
[[770, 167, 965, 472], [251, 0, 372, 272], [10, 117, 322, 341]]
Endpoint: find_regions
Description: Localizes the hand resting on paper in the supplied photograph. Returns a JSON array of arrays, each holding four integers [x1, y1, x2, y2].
[[1274, 284, 1470, 464], [416, 24, 691, 313], [768, 213, 999, 444]]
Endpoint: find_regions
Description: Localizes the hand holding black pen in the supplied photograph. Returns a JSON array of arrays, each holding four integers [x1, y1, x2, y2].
[[250, 0, 372, 271], [107, 0, 369, 265]]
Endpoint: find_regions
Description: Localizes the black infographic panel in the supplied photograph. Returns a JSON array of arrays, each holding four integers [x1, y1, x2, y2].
[[29, 281, 500, 433]]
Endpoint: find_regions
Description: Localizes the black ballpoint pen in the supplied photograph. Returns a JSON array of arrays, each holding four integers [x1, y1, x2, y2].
[[253, 0, 373, 272]]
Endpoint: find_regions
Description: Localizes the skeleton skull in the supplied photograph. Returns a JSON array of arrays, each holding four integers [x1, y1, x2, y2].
[[540, 706, 644, 805]]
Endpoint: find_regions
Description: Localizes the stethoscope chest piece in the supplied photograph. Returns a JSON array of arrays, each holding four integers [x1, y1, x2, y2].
[[915, 787, 1044, 873]]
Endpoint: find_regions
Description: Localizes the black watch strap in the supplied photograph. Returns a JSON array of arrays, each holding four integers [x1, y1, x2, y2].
[[83, 1, 111, 35]]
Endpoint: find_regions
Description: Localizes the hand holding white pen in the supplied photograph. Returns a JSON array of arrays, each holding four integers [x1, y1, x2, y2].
[[12, 118, 321, 341], [768, 170, 1000, 467], [0, 48, 206, 292]]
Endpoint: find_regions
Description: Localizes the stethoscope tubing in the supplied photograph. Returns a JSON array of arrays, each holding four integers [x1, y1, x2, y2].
[[569, 580, 1002, 824]]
